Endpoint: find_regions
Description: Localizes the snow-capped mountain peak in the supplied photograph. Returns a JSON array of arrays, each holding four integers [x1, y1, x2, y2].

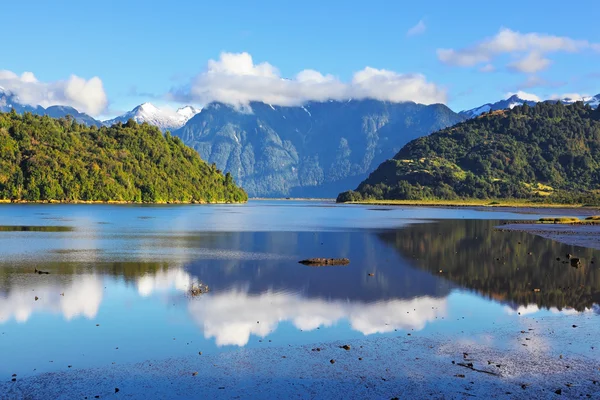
[[103, 103, 201, 132], [459, 92, 600, 120]]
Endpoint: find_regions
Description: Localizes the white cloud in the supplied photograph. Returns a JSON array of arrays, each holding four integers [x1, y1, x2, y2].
[[0, 70, 108, 115], [407, 19, 426, 37], [170, 52, 447, 108], [508, 51, 551, 73], [438, 28, 600, 73], [507, 90, 541, 101], [548, 92, 590, 101]]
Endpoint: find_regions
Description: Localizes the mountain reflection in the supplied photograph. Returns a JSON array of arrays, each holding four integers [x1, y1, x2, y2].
[[378, 219, 600, 311]]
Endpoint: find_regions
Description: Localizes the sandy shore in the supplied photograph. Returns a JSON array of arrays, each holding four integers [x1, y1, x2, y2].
[[3, 313, 599, 400], [498, 222, 600, 250]]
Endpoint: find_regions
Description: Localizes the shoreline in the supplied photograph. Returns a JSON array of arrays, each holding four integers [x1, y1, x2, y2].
[[498, 222, 600, 250], [4, 315, 598, 399], [342, 199, 600, 209], [0, 199, 247, 205]]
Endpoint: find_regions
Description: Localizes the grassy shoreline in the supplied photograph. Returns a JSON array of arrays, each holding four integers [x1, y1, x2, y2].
[[0, 199, 246, 205], [341, 199, 599, 208]]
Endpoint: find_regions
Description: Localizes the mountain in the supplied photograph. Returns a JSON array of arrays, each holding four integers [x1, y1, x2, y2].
[[337, 101, 600, 204], [460, 93, 600, 119], [0, 111, 247, 203], [173, 100, 464, 198], [44, 105, 103, 127], [103, 103, 200, 132], [0, 87, 102, 126], [459, 94, 538, 119]]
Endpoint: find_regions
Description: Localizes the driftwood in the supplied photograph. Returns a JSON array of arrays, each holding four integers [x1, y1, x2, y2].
[[298, 258, 350, 267]]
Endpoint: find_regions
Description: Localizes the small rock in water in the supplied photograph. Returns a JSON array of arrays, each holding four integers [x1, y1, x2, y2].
[[330, 359, 335, 364], [34, 296, 39, 301], [192, 371, 198, 376], [298, 258, 349, 267], [115, 388, 120, 393], [570, 258, 581, 268]]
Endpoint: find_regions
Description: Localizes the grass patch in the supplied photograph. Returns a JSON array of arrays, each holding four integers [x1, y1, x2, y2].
[[346, 199, 592, 208], [538, 217, 581, 224]]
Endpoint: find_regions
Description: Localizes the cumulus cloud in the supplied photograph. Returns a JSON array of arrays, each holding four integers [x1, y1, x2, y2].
[[438, 28, 600, 74], [170, 52, 446, 108], [508, 51, 551, 73], [407, 19, 426, 36], [0, 70, 107, 115]]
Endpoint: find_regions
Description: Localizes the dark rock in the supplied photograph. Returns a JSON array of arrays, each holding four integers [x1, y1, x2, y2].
[[555, 389, 562, 395], [330, 359, 335, 364], [115, 388, 119, 393], [340, 345, 351, 351], [570, 258, 581, 268], [298, 258, 350, 266]]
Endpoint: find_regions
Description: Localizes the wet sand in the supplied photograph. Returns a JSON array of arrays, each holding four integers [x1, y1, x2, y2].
[[3, 313, 599, 400], [498, 223, 600, 250]]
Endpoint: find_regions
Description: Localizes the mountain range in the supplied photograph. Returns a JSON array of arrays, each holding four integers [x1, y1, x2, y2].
[[338, 101, 600, 204], [459, 93, 600, 118], [172, 100, 463, 197], [2, 86, 599, 198], [0, 88, 199, 131]]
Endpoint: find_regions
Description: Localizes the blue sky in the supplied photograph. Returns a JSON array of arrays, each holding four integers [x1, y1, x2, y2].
[[1, 0, 599, 118]]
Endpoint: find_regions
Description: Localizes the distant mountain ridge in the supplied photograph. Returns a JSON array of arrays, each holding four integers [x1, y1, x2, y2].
[[103, 103, 200, 132], [173, 99, 464, 197], [338, 101, 600, 204], [0, 87, 103, 127], [460, 93, 600, 119]]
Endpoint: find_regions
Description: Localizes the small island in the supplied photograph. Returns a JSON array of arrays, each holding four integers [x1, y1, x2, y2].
[[0, 111, 247, 203], [337, 102, 600, 207]]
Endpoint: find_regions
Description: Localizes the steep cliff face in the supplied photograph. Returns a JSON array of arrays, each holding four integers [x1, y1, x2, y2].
[[174, 100, 463, 197]]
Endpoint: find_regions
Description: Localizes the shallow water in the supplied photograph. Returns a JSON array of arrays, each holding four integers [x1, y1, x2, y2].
[[0, 201, 598, 378]]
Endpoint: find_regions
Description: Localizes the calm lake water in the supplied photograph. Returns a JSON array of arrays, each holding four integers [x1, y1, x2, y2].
[[1, 201, 598, 378]]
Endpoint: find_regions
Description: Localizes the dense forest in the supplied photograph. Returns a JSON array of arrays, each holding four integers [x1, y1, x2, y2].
[[338, 101, 600, 204], [0, 110, 247, 203]]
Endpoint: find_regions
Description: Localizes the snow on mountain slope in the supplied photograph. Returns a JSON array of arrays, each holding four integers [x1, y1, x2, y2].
[[103, 103, 201, 132], [460, 93, 600, 119]]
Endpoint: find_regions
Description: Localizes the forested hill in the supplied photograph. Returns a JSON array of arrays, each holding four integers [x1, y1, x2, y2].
[[338, 101, 600, 204], [0, 111, 247, 203]]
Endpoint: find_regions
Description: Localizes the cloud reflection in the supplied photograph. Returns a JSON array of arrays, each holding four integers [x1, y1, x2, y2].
[[187, 287, 447, 346], [0, 275, 103, 323]]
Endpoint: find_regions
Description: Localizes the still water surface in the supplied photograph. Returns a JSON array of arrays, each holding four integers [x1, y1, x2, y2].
[[1, 201, 598, 377]]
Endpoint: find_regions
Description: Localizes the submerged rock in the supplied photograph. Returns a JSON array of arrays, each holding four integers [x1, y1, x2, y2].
[[570, 258, 581, 268], [298, 258, 350, 267], [189, 283, 210, 296]]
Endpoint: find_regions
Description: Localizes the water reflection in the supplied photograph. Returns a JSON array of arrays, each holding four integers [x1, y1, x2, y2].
[[187, 288, 446, 346], [1, 206, 600, 377], [0, 274, 103, 323], [379, 219, 600, 311]]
